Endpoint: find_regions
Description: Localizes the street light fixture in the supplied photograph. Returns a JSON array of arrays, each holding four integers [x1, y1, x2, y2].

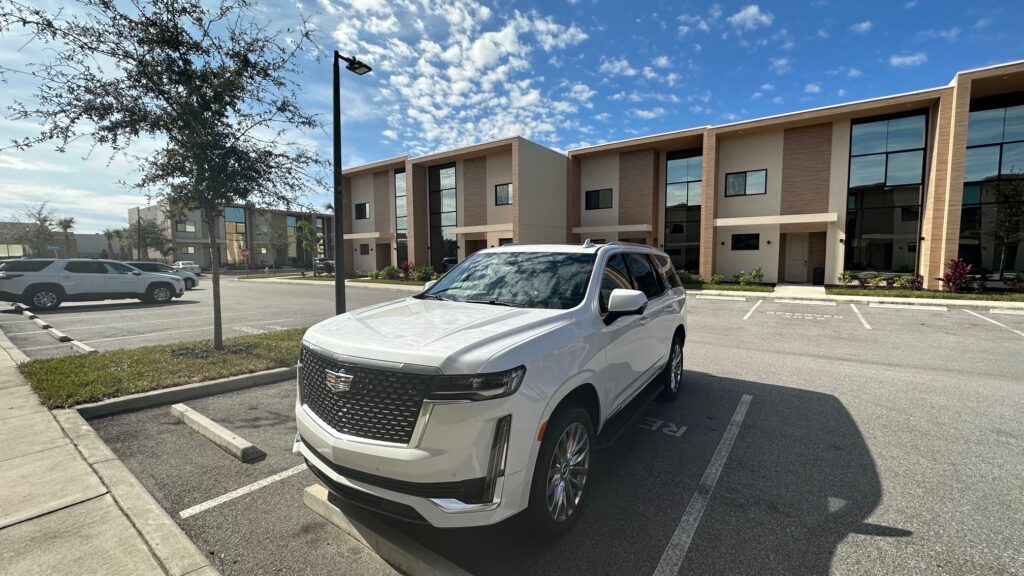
[[333, 51, 372, 315]]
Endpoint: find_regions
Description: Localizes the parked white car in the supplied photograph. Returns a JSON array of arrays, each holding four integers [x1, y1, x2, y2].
[[125, 261, 199, 290], [0, 258, 185, 310], [172, 261, 202, 275], [296, 242, 687, 538]]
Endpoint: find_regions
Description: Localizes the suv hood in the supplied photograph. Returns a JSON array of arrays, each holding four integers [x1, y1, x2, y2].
[[303, 297, 572, 374]]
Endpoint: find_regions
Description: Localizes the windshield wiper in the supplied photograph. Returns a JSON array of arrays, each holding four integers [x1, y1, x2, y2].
[[461, 298, 527, 308]]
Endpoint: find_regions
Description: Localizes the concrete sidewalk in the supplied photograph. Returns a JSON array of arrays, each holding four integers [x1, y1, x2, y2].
[[0, 331, 217, 576], [689, 286, 1024, 310], [238, 276, 424, 293]]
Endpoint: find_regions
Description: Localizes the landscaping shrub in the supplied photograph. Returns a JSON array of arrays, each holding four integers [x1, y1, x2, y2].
[[368, 270, 380, 280], [868, 276, 885, 288], [398, 260, 414, 279], [1007, 273, 1024, 293], [837, 271, 853, 286], [937, 258, 972, 293], [749, 265, 764, 284], [855, 274, 875, 288], [711, 274, 723, 285], [413, 266, 435, 282], [905, 275, 924, 291], [678, 270, 695, 284], [883, 276, 898, 289], [379, 265, 400, 280]]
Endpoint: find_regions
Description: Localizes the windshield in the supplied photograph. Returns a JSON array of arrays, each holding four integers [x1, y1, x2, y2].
[[422, 251, 596, 309]]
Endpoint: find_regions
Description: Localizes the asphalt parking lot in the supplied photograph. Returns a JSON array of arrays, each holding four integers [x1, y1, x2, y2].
[[0, 279, 407, 359], [87, 294, 1024, 576]]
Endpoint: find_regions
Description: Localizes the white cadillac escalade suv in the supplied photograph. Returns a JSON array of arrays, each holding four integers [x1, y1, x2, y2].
[[296, 242, 687, 538]]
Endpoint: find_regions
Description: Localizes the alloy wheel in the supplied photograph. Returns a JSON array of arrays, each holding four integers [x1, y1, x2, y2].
[[153, 287, 171, 302], [33, 291, 57, 309], [670, 342, 683, 392], [546, 422, 590, 522]]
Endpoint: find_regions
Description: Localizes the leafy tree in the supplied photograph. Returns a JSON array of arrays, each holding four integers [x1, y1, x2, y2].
[[102, 228, 116, 260], [124, 218, 172, 260], [988, 181, 1024, 281], [294, 219, 319, 268], [56, 216, 75, 256], [2, 0, 325, 349], [15, 202, 56, 256]]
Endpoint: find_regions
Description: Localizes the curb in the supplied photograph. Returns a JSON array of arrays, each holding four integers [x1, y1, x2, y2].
[[21, 310, 37, 319], [303, 484, 471, 576], [71, 340, 97, 354], [170, 403, 265, 463], [53, 409, 221, 576], [46, 327, 72, 342], [32, 317, 52, 329], [687, 289, 1024, 310], [0, 325, 30, 364], [76, 366, 296, 420]]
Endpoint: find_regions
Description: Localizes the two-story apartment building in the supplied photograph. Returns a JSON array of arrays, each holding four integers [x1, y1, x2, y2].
[[566, 60, 1024, 289]]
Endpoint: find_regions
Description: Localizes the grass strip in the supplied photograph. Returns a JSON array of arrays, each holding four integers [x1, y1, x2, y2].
[[684, 283, 775, 293], [20, 328, 305, 408], [350, 278, 427, 286], [826, 288, 1024, 301]]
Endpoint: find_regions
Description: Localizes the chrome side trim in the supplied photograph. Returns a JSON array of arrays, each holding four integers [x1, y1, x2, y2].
[[301, 341, 442, 375], [406, 402, 434, 448]]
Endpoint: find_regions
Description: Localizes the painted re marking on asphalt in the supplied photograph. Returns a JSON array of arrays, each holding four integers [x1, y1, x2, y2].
[[964, 309, 1024, 337], [653, 394, 753, 576], [869, 303, 947, 312], [850, 304, 872, 330], [178, 464, 307, 519], [695, 295, 746, 301], [742, 299, 763, 320], [990, 309, 1024, 316]]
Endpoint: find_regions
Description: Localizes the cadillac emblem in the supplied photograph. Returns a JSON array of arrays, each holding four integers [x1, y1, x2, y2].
[[324, 369, 354, 393]]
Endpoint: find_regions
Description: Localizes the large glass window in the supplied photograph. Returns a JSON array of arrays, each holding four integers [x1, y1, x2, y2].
[[585, 189, 612, 210], [665, 151, 702, 273], [846, 113, 927, 273], [959, 102, 1024, 280], [224, 206, 247, 264], [429, 164, 457, 271], [724, 169, 766, 197], [495, 183, 512, 206], [395, 170, 408, 264]]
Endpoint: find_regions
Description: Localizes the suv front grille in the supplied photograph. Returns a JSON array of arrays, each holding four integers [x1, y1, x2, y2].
[[299, 346, 431, 444]]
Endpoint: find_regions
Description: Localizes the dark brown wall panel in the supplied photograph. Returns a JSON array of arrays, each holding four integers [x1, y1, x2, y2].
[[781, 123, 832, 215]]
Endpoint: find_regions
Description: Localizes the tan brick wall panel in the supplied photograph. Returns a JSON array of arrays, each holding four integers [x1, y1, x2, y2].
[[700, 131, 717, 281], [781, 123, 832, 215], [463, 156, 487, 227], [567, 156, 581, 243], [618, 149, 657, 244], [373, 170, 390, 228]]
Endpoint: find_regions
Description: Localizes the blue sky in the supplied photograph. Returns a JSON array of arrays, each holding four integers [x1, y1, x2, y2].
[[2, 0, 1023, 233]]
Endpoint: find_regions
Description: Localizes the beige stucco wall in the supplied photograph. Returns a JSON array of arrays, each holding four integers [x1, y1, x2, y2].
[[716, 130, 784, 218], [516, 139, 568, 243], [578, 153, 619, 234], [825, 119, 851, 284], [486, 150, 514, 226], [349, 173, 375, 235], [715, 224, 781, 283]]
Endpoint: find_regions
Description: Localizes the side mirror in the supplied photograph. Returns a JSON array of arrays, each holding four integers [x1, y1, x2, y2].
[[131, 270, 142, 276], [424, 280, 438, 290], [605, 289, 647, 322]]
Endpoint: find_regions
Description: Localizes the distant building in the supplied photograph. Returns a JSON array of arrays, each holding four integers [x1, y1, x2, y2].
[[0, 221, 76, 258]]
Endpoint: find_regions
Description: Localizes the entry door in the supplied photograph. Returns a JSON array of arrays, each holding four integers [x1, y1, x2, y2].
[[785, 233, 809, 283]]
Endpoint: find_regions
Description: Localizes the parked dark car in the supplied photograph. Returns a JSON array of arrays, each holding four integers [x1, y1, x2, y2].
[[441, 256, 458, 272], [313, 259, 335, 276]]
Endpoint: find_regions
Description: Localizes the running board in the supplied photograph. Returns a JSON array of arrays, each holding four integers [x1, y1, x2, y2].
[[595, 378, 665, 450]]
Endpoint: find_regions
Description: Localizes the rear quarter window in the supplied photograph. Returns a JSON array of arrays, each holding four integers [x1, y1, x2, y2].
[[653, 254, 682, 288], [0, 260, 55, 272]]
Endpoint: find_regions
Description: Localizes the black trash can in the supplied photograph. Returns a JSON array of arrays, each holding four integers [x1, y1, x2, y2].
[[813, 267, 825, 286]]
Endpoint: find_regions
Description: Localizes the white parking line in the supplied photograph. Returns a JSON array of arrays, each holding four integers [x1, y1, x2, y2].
[[990, 309, 1024, 316], [695, 295, 746, 301], [850, 304, 872, 330], [179, 464, 306, 519], [964, 309, 1024, 337], [869, 303, 947, 311], [653, 394, 753, 576], [28, 310, 260, 334], [742, 299, 763, 320], [774, 299, 837, 306]]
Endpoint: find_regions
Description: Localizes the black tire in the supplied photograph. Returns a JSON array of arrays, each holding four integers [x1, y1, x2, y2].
[[659, 334, 684, 401], [526, 403, 594, 540], [146, 283, 174, 304], [184, 278, 195, 290], [26, 286, 63, 311]]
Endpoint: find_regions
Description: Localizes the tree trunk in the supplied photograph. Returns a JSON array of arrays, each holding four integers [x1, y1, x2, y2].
[[205, 208, 224, 350]]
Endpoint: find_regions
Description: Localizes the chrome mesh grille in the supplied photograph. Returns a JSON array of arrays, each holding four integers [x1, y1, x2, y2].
[[299, 346, 431, 444]]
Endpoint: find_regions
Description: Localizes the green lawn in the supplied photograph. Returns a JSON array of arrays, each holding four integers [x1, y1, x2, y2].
[[20, 329, 305, 408], [826, 288, 1024, 302], [684, 283, 775, 293], [350, 278, 428, 287], [239, 273, 336, 281]]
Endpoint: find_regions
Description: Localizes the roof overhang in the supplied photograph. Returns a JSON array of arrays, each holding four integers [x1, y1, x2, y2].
[[571, 224, 653, 234], [714, 213, 838, 227], [450, 223, 513, 234]]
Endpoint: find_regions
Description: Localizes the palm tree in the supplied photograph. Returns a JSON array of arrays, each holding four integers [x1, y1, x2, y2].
[[56, 217, 75, 257], [294, 220, 319, 269], [323, 202, 334, 213], [102, 228, 115, 259]]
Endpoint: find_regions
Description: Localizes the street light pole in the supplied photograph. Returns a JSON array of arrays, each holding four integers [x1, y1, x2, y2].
[[136, 207, 142, 259], [332, 51, 372, 315]]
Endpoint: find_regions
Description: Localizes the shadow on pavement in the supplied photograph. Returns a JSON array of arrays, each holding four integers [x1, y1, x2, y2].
[[366, 371, 907, 576]]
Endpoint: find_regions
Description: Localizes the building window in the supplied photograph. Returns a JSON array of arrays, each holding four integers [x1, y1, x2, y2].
[[175, 221, 196, 233], [846, 112, 927, 273], [731, 234, 760, 251], [224, 206, 247, 264], [259, 246, 267, 254], [359, 243, 370, 256], [959, 102, 1024, 280], [495, 183, 513, 206], [429, 163, 457, 271], [665, 150, 702, 273], [498, 238, 513, 246], [724, 169, 767, 197], [286, 215, 297, 260], [395, 170, 408, 264], [182, 245, 196, 254], [585, 188, 613, 210], [354, 203, 370, 220]]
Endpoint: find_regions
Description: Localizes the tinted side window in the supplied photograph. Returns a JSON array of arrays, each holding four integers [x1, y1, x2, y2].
[[653, 254, 682, 288], [599, 254, 633, 313], [65, 261, 106, 274], [131, 263, 156, 271], [0, 260, 54, 272], [103, 262, 134, 274], [626, 254, 663, 299]]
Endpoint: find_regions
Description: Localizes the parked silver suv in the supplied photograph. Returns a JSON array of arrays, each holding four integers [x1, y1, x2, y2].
[[0, 258, 185, 310]]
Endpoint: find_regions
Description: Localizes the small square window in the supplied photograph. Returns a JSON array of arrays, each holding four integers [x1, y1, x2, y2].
[[355, 203, 370, 220], [731, 233, 760, 251], [585, 188, 613, 210], [495, 183, 513, 206], [176, 221, 196, 233], [359, 244, 370, 255], [259, 247, 267, 254], [725, 170, 767, 197]]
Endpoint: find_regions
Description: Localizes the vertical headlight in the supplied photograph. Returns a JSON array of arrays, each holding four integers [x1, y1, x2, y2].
[[426, 366, 527, 401]]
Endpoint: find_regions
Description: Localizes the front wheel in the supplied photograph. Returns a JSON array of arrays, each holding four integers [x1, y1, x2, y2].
[[184, 278, 195, 290], [659, 334, 684, 401], [527, 404, 594, 540], [146, 284, 174, 304]]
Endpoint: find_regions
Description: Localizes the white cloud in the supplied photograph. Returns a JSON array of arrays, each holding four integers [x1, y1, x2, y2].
[[524, 14, 588, 51], [771, 96, 784, 104], [751, 92, 763, 99], [365, 14, 399, 34], [760, 83, 774, 91], [917, 27, 960, 42], [804, 83, 822, 94], [769, 57, 790, 74], [566, 82, 596, 106], [0, 155, 73, 173], [849, 21, 873, 34], [889, 52, 928, 67], [598, 56, 637, 76], [904, 0, 918, 7], [837, 88, 847, 97], [816, 29, 829, 38], [632, 107, 665, 120], [727, 5, 774, 31], [382, 129, 397, 140], [973, 18, 992, 29], [594, 113, 610, 121], [652, 55, 672, 68], [848, 68, 861, 77], [642, 66, 658, 80], [677, 4, 721, 36]]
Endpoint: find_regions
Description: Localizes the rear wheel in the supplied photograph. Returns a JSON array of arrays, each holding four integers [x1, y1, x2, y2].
[[659, 334, 684, 401], [27, 287, 62, 311], [146, 283, 173, 304], [184, 278, 195, 290], [527, 404, 594, 539]]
